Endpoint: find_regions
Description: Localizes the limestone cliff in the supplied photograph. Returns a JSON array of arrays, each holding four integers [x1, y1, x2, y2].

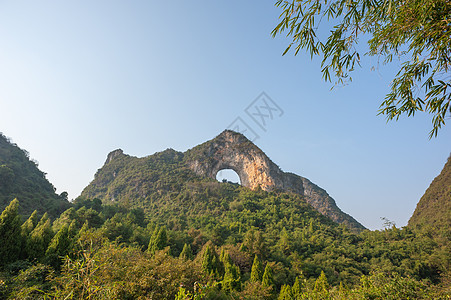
[[185, 130, 365, 232]]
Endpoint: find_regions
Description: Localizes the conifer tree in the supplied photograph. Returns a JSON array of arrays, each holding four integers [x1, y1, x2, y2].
[[36, 212, 49, 227], [46, 224, 73, 269], [0, 199, 23, 266], [201, 243, 215, 275], [27, 217, 53, 261], [201, 242, 223, 278], [21, 210, 38, 236], [278, 227, 291, 255], [68, 220, 78, 238], [278, 284, 293, 300], [179, 243, 194, 260], [154, 226, 167, 250], [250, 255, 263, 282], [262, 263, 274, 288], [221, 252, 241, 292], [313, 271, 330, 298], [77, 221, 89, 239], [292, 276, 303, 298], [148, 226, 167, 254]]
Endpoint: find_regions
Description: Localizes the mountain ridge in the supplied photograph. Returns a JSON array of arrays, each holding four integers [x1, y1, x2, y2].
[[81, 130, 365, 232]]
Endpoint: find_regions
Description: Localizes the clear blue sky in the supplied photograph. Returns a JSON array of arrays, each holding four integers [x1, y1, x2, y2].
[[0, 1, 449, 230]]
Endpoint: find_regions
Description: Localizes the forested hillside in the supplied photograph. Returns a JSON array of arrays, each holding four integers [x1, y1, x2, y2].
[[409, 154, 451, 237], [0, 134, 449, 299], [0, 187, 449, 299], [0, 133, 70, 218]]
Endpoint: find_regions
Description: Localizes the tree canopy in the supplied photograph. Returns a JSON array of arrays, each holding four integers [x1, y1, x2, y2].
[[272, 0, 451, 138]]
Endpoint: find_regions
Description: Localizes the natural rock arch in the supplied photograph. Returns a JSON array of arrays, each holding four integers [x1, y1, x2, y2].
[[216, 168, 241, 184]]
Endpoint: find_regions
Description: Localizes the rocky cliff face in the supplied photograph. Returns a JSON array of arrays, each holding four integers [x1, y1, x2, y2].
[[186, 131, 303, 194], [186, 130, 365, 232]]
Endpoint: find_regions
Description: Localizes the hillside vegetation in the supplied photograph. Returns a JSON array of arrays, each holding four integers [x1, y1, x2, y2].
[[409, 154, 451, 239], [0, 134, 449, 298], [0, 133, 70, 218], [0, 149, 448, 298]]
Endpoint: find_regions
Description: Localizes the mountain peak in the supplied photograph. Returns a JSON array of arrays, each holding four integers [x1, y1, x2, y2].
[[105, 149, 125, 165]]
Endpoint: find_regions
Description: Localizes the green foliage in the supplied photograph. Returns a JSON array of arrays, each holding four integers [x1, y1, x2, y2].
[[221, 251, 241, 292], [0, 145, 449, 298], [291, 277, 303, 298], [409, 154, 451, 247], [272, 0, 451, 137], [26, 217, 53, 262], [180, 243, 194, 260], [313, 271, 330, 298], [250, 255, 264, 282], [201, 242, 223, 279], [262, 263, 274, 288], [45, 223, 74, 270], [21, 210, 38, 237], [0, 199, 22, 267], [278, 284, 292, 300], [148, 225, 168, 254], [0, 134, 70, 218]]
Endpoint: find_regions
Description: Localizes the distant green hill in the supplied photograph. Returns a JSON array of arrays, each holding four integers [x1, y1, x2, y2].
[[0, 133, 70, 219], [408, 154, 451, 240]]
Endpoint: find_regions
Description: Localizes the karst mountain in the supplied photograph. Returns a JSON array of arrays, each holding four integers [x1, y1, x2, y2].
[[80, 130, 365, 232]]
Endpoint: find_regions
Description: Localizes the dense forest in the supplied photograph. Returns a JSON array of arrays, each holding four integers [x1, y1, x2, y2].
[[0, 134, 70, 218], [0, 133, 449, 299], [0, 186, 449, 299]]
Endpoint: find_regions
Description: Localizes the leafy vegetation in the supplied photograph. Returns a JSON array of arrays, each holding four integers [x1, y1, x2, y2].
[[0, 181, 449, 299], [409, 154, 451, 240], [272, 0, 451, 138], [0, 136, 449, 298], [0, 133, 70, 218]]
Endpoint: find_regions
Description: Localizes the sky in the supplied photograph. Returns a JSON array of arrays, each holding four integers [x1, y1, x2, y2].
[[0, 1, 449, 230]]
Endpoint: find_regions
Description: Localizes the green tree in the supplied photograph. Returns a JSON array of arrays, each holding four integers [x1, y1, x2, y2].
[[179, 243, 194, 260], [292, 276, 303, 298], [242, 228, 266, 258], [45, 224, 73, 269], [250, 255, 264, 282], [262, 264, 274, 288], [201, 242, 223, 278], [221, 252, 241, 292], [278, 284, 293, 300], [313, 271, 330, 298], [26, 216, 53, 261], [148, 225, 167, 254], [21, 210, 38, 237], [0, 199, 23, 266], [272, 0, 451, 137]]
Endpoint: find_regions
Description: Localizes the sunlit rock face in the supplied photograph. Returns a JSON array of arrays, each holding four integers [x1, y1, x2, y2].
[[187, 130, 365, 232]]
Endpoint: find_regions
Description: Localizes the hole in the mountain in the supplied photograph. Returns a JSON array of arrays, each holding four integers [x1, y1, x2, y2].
[[216, 169, 241, 185]]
